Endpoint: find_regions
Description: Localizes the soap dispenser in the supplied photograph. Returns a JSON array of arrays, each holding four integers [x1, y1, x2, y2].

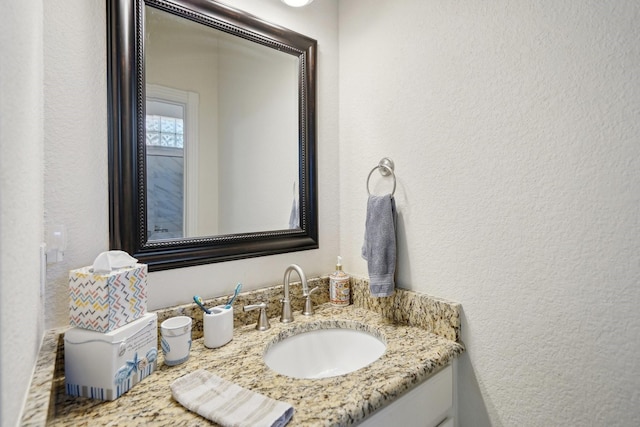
[[329, 256, 350, 306]]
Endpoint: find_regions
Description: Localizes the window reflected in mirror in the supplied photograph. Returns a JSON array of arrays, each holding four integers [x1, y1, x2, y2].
[[146, 101, 186, 240]]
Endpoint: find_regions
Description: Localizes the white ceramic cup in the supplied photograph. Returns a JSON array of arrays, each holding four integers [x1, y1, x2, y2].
[[160, 316, 192, 366], [203, 305, 233, 349]]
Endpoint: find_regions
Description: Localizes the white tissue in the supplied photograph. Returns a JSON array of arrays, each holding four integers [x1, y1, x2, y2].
[[92, 250, 138, 273]]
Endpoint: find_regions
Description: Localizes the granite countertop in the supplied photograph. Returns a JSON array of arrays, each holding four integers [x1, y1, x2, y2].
[[23, 277, 464, 426]]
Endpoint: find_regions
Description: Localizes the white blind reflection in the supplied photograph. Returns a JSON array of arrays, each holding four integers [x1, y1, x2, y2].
[[145, 115, 184, 148]]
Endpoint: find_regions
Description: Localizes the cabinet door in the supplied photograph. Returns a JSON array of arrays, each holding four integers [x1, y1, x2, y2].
[[358, 364, 453, 427]]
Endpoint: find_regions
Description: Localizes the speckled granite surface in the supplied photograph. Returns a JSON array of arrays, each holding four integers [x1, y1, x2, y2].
[[22, 276, 463, 426], [156, 276, 461, 343], [21, 328, 65, 426]]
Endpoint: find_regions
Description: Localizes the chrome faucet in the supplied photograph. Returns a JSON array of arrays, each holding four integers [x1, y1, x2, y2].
[[281, 264, 317, 323]]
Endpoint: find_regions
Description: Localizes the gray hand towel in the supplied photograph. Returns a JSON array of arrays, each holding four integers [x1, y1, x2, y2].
[[361, 194, 397, 297], [288, 197, 299, 229]]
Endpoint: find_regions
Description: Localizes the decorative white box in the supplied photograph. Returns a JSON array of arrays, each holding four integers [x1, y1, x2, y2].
[[64, 312, 158, 401], [69, 264, 148, 332]]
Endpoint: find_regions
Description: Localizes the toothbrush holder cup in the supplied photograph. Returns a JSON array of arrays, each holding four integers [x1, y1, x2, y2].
[[203, 305, 234, 349]]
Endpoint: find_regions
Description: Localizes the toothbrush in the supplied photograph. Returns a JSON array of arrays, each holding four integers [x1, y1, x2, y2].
[[225, 283, 242, 309], [193, 295, 212, 314]]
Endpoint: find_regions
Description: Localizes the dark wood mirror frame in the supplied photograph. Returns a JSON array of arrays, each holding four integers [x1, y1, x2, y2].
[[107, 0, 318, 271]]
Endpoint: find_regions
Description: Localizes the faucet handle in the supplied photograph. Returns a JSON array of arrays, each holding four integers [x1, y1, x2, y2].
[[303, 285, 319, 298], [243, 302, 270, 331], [302, 286, 320, 316]]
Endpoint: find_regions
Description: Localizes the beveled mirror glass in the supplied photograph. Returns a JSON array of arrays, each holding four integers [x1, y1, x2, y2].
[[108, 0, 318, 271]]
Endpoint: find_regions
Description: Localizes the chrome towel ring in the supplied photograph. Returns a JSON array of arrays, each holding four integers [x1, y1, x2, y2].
[[366, 157, 396, 196]]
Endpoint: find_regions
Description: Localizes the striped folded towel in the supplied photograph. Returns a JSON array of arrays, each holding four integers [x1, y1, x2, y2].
[[170, 370, 294, 427]]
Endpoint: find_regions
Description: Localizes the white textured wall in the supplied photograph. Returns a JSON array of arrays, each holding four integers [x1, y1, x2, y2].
[[43, 0, 110, 331], [339, 1, 640, 426], [0, 2, 44, 426], [43, 0, 339, 326]]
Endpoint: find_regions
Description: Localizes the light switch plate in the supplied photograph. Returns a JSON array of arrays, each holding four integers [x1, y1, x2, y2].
[[40, 243, 47, 297]]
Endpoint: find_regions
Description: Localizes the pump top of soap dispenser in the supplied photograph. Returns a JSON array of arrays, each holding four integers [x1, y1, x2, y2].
[[332, 256, 347, 279]]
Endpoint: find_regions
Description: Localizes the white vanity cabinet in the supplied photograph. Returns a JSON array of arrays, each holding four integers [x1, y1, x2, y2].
[[357, 364, 454, 427]]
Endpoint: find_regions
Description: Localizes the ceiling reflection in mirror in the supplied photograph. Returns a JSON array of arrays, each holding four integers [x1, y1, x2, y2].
[[144, 6, 299, 241]]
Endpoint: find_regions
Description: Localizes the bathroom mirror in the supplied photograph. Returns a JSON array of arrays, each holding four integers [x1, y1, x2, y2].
[[108, 0, 318, 271]]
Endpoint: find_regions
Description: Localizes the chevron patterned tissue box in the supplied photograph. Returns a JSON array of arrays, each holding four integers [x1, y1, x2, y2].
[[69, 264, 148, 332]]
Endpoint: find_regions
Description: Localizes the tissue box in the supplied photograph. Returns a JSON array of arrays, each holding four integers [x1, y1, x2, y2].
[[69, 263, 148, 332], [65, 312, 158, 401]]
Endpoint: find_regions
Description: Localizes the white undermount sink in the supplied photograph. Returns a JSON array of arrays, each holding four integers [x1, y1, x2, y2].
[[263, 324, 386, 379]]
